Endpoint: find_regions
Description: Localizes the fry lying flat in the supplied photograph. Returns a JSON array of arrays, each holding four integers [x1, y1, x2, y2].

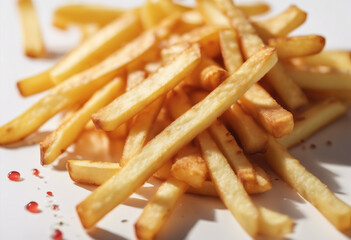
[[76, 47, 278, 228]]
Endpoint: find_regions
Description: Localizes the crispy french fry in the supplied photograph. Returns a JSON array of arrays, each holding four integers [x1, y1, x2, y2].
[[17, 69, 54, 97], [135, 177, 188, 240], [67, 160, 121, 186], [223, 103, 268, 154], [258, 207, 294, 237], [0, 31, 156, 145], [253, 5, 307, 40], [17, 0, 45, 58], [199, 65, 228, 91], [187, 180, 218, 197], [278, 100, 347, 148], [126, 70, 146, 91], [177, 10, 204, 33], [237, 2, 270, 16], [52, 4, 127, 29], [197, 130, 259, 236], [92, 44, 201, 131], [304, 89, 351, 104], [291, 50, 351, 70], [80, 24, 100, 42], [120, 97, 164, 166], [239, 84, 294, 138], [76, 47, 277, 229], [265, 136, 351, 230], [40, 78, 125, 165], [153, 160, 172, 180], [196, 0, 230, 27], [51, 13, 142, 84], [219, 29, 243, 74], [269, 35, 325, 59], [285, 64, 351, 90]]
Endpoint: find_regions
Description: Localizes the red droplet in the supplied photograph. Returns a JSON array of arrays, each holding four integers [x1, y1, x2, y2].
[[52, 204, 59, 210], [25, 201, 41, 213], [32, 169, 40, 177], [8, 171, 21, 181], [47, 191, 53, 197], [52, 229, 63, 240]]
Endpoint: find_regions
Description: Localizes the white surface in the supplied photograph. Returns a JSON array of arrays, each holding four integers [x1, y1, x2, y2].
[[0, 0, 351, 239]]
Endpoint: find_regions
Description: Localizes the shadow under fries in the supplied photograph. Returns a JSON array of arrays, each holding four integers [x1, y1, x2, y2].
[[156, 193, 225, 240], [1, 131, 51, 148], [88, 227, 129, 240]]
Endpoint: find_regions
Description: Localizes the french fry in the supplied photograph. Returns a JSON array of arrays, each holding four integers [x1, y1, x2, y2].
[[258, 207, 294, 237], [278, 100, 347, 148], [52, 4, 127, 30], [199, 64, 228, 91], [291, 50, 351, 70], [285, 64, 351, 90], [219, 29, 243, 74], [153, 160, 172, 180], [92, 44, 201, 131], [196, 0, 230, 27], [67, 160, 121, 186], [253, 5, 307, 40], [178, 10, 204, 33], [187, 180, 218, 197], [120, 97, 164, 166], [197, 130, 259, 236], [223, 103, 268, 154], [80, 24, 100, 42], [17, 0, 45, 58], [135, 177, 188, 240], [237, 2, 270, 16], [268, 35, 325, 59], [265, 136, 351, 230], [17, 69, 54, 97], [304, 89, 351, 104], [0, 31, 156, 145], [40, 78, 125, 165], [76, 47, 277, 229], [239, 84, 294, 138], [51, 13, 142, 84]]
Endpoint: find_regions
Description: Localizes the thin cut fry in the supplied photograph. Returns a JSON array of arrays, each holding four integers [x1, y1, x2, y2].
[[268, 35, 325, 59], [197, 130, 259, 236], [92, 44, 201, 131], [258, 207, 294, 237], [17, 69, 54, 97], [265, 136, 351, 230], [40, 78, 125, 165], [135, 177, 188, 240], [76, 47, 277, 229], [239, 84, 294, 138], [0, 31, 156, 145], [51, 13, 142, 84], [219, 29, 243, 74], [278, 100, 347, 148], [17, 0, 45, 58], [237, 2, 270, 16], [67, 160, 121, 186], [223, 103, 268, 154]]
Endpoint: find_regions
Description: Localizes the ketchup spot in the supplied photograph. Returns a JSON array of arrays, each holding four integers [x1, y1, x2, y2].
[[52, 204, 59, 210], [52, 229, 63, 240], [47, 191, 53, 197], [32, 169, 40, 177], [8, 171, 21, 181], [25, 201, 41, 213]]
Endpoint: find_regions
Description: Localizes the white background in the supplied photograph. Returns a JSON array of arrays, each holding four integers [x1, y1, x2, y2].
[[1, 0, 351, 239]]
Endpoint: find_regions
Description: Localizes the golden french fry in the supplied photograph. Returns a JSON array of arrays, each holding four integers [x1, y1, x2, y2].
[[197, 130, 259, 236], [92, 44, 201, 131], [187, 180, 218, 197], [52, 4, 127, 29], [120, 97, 164, 166], [291, 50, 351, 70], [17, 69, 54, 97], [80, 24, 100, 42], [239, 84, 294, 138], [223, 103, 268, 154], [126, 70, 146, 91], [17, 0, 45, 58], [67, 160, 121, 186], [269, 35, 326, 59], [219, 29, 243, 74], [304, 89, 351, 104], [51, 13, 142, 84], [258, 207, 294, 237], [196, 0, 230, 27], [265, 136, 351, 230], [135, 177, 188, 240], [76, 47, 277, 229], [285, 64, 351, 90], [0, 31, 156, 145], [237, 2, 270, 16], [153, 160, 173, 180], [278, 100, 347, 148], [40, 78, 125, 165], [253, 5, 307, 40]]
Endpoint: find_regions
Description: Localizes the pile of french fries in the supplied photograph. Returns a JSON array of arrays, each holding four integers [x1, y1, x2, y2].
[[4, 0, 351, 238]]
